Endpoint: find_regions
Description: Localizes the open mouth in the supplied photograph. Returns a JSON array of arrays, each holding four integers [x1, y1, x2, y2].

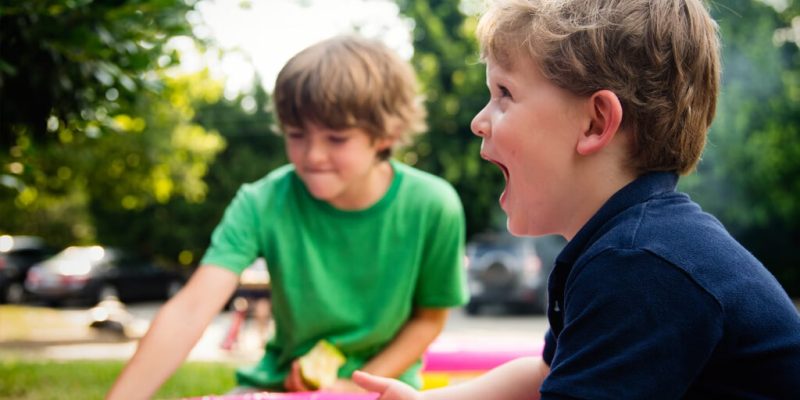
[[481, 153, 509, 181]]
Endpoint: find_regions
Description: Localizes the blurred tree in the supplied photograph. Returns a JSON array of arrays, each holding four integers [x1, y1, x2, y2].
[[86, 70, 225, 257], [681, 0, 800, 294], [0, 0, 226, 257], [0, 0, 194, 148], [91, 76, 286, 268], [0, 69, 225, 252], [150, 80, 287, 268], [396, 0, 505, 238]]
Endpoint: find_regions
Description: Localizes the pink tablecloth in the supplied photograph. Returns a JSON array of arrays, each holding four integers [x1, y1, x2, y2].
[[422, 338, 544, 371], [186, 393, 379, 400]]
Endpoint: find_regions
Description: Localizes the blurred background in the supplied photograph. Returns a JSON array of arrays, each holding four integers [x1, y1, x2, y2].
[[1, 0, 798, 398], [1, 0, 798, 301]]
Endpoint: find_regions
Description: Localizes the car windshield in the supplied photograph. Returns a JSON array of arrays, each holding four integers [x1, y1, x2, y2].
[[40, 246, 115, 276], [54, 246, 110, 263]]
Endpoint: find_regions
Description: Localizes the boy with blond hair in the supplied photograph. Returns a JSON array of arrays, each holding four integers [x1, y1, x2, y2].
[[354, 0, 800, 398], [107, 35, 468, 399]]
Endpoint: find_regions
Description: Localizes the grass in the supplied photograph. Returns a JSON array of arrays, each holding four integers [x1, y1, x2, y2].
[[0, 358, 237, 399]]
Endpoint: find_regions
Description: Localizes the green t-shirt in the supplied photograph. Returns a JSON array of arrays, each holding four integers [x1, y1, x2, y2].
[[201, 160, 468, 390]]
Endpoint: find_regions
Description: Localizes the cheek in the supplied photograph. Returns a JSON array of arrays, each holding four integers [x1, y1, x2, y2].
[[284, 141, 302, 157]]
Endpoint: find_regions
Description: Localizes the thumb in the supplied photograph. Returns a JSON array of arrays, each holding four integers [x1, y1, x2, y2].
[[352, 370, 392, 393]]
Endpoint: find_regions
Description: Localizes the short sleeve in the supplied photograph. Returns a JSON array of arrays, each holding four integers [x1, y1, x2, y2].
[[200, 185, 261, 275], [541, 249, 723, 399], [413, 187, 469, 308]]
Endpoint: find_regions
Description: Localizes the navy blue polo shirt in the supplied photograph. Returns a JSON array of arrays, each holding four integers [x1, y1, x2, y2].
[[540, 172, 800, 399]]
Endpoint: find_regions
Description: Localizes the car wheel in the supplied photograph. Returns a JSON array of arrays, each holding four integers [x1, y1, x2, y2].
[[4, 283, 25, 304], [510, 301, 541, 315], [465, 301, 482, 316], [166, 280, 183, 298], [97, 284, 119, 302]]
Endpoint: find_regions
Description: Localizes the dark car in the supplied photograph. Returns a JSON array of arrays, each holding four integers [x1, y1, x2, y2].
[[464, 232, 566, 315], [0, 235, 56, 303], [25, 245, 185, 306]]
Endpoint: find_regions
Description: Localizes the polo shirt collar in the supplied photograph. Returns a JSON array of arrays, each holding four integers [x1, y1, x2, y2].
[[556, 171, 679, 265]]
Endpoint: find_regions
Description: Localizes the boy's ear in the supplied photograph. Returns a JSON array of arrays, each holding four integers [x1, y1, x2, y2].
[[576, 90, 623, 156], [375, 135, 396, 151]]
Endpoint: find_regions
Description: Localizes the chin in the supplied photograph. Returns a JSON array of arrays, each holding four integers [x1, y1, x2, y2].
[[505, 219, 530, 237], [305, 189, 335, 202]]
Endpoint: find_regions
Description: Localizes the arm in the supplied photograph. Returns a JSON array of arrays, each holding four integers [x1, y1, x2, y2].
[[362, 306, 449, 377], [106, 266, 239, 400], [353, 356, 549, 400]]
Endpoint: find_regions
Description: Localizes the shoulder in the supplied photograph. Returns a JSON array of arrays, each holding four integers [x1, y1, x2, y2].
[[579, 191, 786, 315], [394, 161, 462, 209], [241, 164, 295, 195], [589, 191, 750, 272], [236, 164, 297, 203], [572, 247, 719, 309]]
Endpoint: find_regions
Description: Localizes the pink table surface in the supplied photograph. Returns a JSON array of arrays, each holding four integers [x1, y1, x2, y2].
[[185, 393, 379, 400], [422, 338, 544, 371]]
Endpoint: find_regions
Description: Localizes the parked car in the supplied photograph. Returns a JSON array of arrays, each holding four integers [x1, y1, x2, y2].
[[0, 235, 56, 303], [464, 232, 566, 315], [25, 245, 186, 306]]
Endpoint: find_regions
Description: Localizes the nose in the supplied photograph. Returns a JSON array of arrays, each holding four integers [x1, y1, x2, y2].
[[304, 138, 327, 165], [471, 106, 490, 138]]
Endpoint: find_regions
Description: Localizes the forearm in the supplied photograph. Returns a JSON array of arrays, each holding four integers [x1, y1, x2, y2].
[[106, 297, 208, 399], [422, 357, 549, 400], [361, 308, 448, 378], [106, 266, 237, 400]]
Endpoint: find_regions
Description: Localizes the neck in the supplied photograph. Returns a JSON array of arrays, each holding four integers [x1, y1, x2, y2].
[[328, 160, 394, 210], [565, 170, 637, 240]]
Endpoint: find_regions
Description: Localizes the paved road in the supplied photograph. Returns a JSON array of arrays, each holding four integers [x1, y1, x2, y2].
[[0, 302, 548, 363]]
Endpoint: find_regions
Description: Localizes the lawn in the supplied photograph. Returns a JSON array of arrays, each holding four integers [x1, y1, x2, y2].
[[0, 358, 237, 399]]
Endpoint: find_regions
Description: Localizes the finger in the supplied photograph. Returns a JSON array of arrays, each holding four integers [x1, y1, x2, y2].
[[328, 379, 366, 394], [283, 371, 297, 392], [285, 361, 302, 392], [291, 361, 310, 392], [351, 370, 392, 393]]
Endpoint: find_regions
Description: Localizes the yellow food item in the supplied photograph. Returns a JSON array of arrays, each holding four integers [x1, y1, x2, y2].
[[299, 339, 346, 389]]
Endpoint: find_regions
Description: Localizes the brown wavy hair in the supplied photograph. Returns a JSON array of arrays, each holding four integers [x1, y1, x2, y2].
[[273, 35, 427, 160], [476, 0, 720, 175]]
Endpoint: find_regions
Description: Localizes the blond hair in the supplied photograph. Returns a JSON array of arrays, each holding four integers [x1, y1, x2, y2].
[[273, 35, 426, 159], [476, 0, 720, 175]]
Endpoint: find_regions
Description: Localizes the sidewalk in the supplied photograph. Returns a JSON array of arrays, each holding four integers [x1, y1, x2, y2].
[[0, 301, 549, 364], [0, 304, 266, 363]]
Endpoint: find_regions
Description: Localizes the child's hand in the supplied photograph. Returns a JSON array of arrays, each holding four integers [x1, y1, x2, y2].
[[352, 370, 422, 400], [284, 360, 311, 392], [325, 378, 368, 393]]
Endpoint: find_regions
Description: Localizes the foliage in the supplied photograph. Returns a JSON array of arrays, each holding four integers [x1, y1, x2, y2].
[[680, 0, 800, 294], [0, 0, 194, 148], [143, 81, 286, 267], [0, 0, 226, 256], [0, 358, 236, 399], [396, 0, 506, 238], [71, 79, 284, 267], [0, 70, 226, 254], [85, 70, 227, 259]]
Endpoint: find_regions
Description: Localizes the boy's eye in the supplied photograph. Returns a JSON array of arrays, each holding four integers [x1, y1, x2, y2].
[[498, 85, 512, 99], [328, 136, 348, 144], [287, 132, 305, 140]]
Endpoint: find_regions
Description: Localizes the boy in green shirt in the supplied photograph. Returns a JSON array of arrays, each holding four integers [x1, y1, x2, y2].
[[107, 35, 468, 399]]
